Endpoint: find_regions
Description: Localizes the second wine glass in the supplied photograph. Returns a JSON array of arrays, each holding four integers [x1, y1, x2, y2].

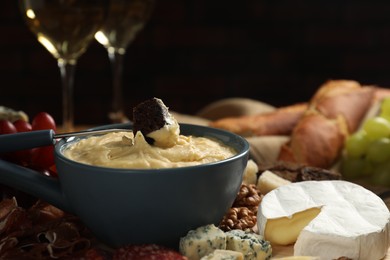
[[95, 0, 155, 123]]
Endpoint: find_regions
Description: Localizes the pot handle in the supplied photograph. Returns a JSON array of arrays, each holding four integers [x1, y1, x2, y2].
[[0, 130, 55, 153], [0, 159, 72, 213]]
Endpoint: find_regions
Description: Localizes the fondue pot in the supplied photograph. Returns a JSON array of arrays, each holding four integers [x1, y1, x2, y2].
[[0, 123, 249, 248]]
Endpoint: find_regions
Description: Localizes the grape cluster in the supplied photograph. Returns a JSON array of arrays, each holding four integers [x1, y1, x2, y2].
[[342, 98, 390, 186], [0, 112, 57, 177]]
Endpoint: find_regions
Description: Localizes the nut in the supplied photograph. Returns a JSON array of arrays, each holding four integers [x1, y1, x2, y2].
[[219, 207, 256, 232], [219, 184, 262, 232], [233, 184, 262, 208]]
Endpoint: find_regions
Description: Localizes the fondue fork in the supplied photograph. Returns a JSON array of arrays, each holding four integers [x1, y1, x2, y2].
[[0, 128, 132, 153]]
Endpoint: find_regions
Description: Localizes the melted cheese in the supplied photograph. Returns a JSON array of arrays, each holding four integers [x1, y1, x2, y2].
[[63, 131, 236, 169]]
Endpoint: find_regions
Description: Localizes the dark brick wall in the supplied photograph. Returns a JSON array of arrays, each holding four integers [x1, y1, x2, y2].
[[2, 0, 390, 125]]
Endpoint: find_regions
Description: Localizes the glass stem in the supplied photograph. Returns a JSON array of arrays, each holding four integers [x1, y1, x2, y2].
[[108, 50, 125, 122], [58, 59, 76, 132]]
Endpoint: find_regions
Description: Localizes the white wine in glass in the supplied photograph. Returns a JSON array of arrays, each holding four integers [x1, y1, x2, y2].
[[95, 0, 155, 122], [20, 0, 109, 131]]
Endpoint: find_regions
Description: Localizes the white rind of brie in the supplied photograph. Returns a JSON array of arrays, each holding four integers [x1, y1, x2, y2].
[[257, 180, 390, 260]]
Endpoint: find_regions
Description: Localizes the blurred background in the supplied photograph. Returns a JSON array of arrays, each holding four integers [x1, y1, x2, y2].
[[2, 0, 390, 125]]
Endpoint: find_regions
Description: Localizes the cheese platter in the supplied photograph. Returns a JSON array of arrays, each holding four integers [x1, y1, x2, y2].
[[2, 80, 390, 259]]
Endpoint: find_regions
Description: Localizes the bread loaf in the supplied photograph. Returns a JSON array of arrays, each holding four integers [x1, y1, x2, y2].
[[277, 80, 375, 168], [209, 103, 308, 137], [309, 80, 375, 133]]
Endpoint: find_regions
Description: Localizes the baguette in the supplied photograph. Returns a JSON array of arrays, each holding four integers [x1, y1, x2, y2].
[[373, 87, 390, 102], [209, 103, 308, 137], [309, 80, 375, 133], [278, 112, 346, 168], [277, 80, 375, 168]]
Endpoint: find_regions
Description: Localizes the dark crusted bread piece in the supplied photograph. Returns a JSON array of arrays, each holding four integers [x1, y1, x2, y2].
[[258, 162, 342, 182], [132, 98, 171, 143]]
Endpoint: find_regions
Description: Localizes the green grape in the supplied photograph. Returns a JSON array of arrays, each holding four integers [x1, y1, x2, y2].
[[371, 161, 390, 186], [380, 97, 390, 118], [362, 117, 390, 140], [365, 137, 390, 163], [345, 130, 370, 158], [379, 113, 390, 122], [340, 157, 368, 180], [345, 100, 390, 188]]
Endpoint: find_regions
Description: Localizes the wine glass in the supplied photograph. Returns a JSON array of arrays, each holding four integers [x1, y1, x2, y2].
[[20, 0, 109, 131], [94, 0, 155, 123]]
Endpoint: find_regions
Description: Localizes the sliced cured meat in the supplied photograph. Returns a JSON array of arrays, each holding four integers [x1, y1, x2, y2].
[[113, 244, 187, 260]]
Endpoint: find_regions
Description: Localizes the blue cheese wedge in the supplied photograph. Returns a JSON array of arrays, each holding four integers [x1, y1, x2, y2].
[[179, 224, 227, 260], [226, 229, 272, 260], [200, 249, 244, 260]]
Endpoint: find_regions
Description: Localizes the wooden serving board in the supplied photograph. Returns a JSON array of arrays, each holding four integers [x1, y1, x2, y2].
[[272, 245, 390, 259]]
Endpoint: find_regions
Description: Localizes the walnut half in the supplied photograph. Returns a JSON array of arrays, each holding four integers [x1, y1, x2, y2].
[[233, 184, 262, 208], [219, 207, 256, 232], [219, 184, 262, 232]]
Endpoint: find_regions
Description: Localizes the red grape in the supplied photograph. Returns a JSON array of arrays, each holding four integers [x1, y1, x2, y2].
[[30, 146, 55, 170], [1, 112, 57, 176], [0, 120, 18, 162], [0, 120, 17, 135], [30, 112, 57, 173], [11, 120, 33, 166], [31, 112, 57, 131], [13, 119, 32, 132]]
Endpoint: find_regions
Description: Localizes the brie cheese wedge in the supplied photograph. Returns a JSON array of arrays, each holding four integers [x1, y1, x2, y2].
[[257, 180, 390, 260]]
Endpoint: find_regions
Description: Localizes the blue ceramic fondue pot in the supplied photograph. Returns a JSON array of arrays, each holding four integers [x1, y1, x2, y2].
[[0, 123, 249, 248]]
